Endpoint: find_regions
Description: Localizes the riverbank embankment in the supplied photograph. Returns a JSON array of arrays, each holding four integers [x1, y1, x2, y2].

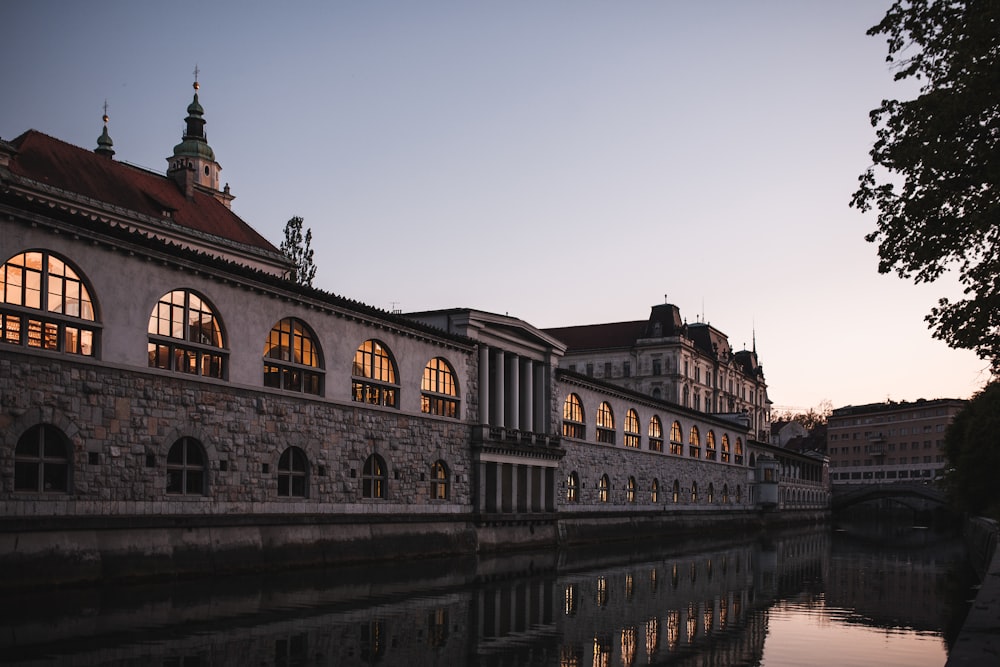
[[945, 517, 1000, 666]]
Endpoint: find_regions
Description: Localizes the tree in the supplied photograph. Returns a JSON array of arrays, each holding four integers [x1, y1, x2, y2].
[[772, 401, 832, 430], [942, 381, 1000, 518], [280, 216, 316, 287], [850, 0, 1000, 374]]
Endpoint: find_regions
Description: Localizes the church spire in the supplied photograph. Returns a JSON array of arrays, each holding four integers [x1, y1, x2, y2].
[[167, 68, 233, 207], [95, 100, 115, 159]]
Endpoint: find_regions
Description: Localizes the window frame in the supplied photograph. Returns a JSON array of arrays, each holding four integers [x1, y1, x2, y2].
[[430, 460, 449, 500], [598, 474, 610, 503], [669, 421, 684, 456], [596, 402, 616, 445], [363, 453, 388, 499], [166, 436, 207, 496], [1, 250, 99, 357], [623, 409, 640, 448], [421, 357, 460, 418], [263, 317, 323, 395], [277, 446, 309, 498], [148, 289, 226, 378], [688, 426, 701, 458], [566, 471, 579, 502], [562, 394, 586, 439], [648, 415, 664, 452], [352, 340, 400, 408], [14, 424, 71, 493]]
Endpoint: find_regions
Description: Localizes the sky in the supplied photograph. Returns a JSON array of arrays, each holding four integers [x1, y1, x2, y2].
[[2, 1, 991, 411]]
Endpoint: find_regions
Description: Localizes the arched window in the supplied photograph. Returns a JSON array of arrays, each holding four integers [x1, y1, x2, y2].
[[1, 251, 98, 356], [14, 424, 70, 492], [651, 478, 660, 503], [624, 409, 640, 448], [735, 438, 745, 465], [724, 485, 730, 504], [736, 485, 742, 503], [705, 431, 717, 461], [627, 476, 637, 503], [363, 453, 387, 499], [422, 358, 459, 417], [721, 434, 731, 463], [148, 289, 225, 378], [353, 340, 399, 408], [669, 421, 683, 456], [566, 471, 579, 502], [431, 460, 449, 500], [690, 481, 698, 503], [562, 394, 586, 439], [707, 483, 715, 504], [166, 437, 206, 495], [596, 402, 615, 444], [648, 415, 663, 452], [598, 474, 610, 503], [277, 446, 308, 497], [652, 387, 662, 400], [264, 318, 322, 394], [682, 385, 689, 408], [672, 479, 680, 504], [688, 426, 701, 458]]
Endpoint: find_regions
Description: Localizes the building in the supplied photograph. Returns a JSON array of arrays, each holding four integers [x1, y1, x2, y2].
[[0, 80, 827, 587], [826, 398, 966, 484], [543, 303, 772, 441]]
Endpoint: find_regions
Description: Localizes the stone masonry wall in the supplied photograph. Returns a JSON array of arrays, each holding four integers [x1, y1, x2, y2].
[[0, 351, 474, 516]]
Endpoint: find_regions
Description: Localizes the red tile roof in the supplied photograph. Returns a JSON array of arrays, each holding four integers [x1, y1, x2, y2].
[[6, 130, 279, 255], [544, 320, 648, 351]]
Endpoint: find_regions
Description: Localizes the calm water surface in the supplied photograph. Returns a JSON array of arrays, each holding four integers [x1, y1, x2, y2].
[[0, 521, 976, 666]]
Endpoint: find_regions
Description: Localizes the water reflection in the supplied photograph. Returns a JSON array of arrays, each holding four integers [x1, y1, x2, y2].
[[0, 523, 974, 666]]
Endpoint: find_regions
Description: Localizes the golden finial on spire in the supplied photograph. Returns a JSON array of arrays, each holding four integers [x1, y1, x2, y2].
[[193, 64, 200, 91], [102, 99, 110, 125]]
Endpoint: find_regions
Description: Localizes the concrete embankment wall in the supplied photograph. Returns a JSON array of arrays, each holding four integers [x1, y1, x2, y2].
[[945, 517, 1000, 667], [0, 508, 832, 590]]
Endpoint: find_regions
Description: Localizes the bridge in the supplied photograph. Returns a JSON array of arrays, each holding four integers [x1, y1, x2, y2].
[[831, 483, 948, 512]]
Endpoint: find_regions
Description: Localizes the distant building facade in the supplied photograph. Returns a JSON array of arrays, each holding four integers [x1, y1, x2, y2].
[[544, 304, 772, 442], [826, 399, 966, 484]]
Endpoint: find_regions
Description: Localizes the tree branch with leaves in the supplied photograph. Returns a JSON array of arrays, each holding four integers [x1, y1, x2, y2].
[[280, 215, 316, 287], [851, 0, 1000, 374]]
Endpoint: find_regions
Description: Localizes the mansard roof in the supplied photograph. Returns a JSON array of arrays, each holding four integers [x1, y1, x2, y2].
[[544, 320, 647, 351], [2, 130, 281, 260]]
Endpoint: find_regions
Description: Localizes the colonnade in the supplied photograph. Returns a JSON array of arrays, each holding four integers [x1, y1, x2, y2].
[[478, 345, 550, 434]]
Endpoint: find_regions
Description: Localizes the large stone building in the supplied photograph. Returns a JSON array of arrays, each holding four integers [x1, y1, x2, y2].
[[0, 80, 826, 586], [826, 398, 966, 484], [544, 304, 771, 442]]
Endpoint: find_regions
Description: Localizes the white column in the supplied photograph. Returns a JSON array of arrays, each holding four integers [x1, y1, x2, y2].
[[479, 345, 490, 425], [521, 358, 534, 433], [534, 363, 547, 435], [507, 353, 520, 431], [493, 349, 505, 428]]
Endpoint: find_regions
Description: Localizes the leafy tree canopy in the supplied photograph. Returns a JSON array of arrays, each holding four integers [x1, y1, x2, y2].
[[851, 0, 1000, 374], [942, 381, 1000, 518], [280, 215, 316, 287]]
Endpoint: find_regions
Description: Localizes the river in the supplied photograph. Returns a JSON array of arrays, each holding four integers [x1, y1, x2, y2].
[[0, 520, 976, 666]]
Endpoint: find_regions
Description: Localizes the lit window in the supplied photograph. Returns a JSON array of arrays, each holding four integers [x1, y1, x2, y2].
[[690, 481, 698, 503], [669, 421, 683, 456], [597, 402, 616, 444], [624, 409, 640, 448], [648, 415, 664, 452], [566, 471, 579, 502], [363, 453, 387, 499], [721, 434, 731, 463], [166, 437, 206, 495], [14, 424, 70, 493], [627, 476, 637, 503], [353, 340, 398, 408], [431, 460, 449, 500], [1, 251, 97, 356], [722, 484, 730, 504], [277, 446, 308, 497], [421, 357, 459, 418], [672, 479, 680, 504], [689, 426, 701, 458], [598, 474, 610, 502], [707, 483, 715, 504], [148, 289, 225, 378], [706, 430, 717, 461], [562, 394, 585, 439], [651, 478, 659, 503], [263, 318, 322, 394], [735, 438, 744, 465]]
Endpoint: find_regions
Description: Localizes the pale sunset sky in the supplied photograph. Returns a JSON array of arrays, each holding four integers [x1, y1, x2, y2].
[[2, 1, 991, 410]]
